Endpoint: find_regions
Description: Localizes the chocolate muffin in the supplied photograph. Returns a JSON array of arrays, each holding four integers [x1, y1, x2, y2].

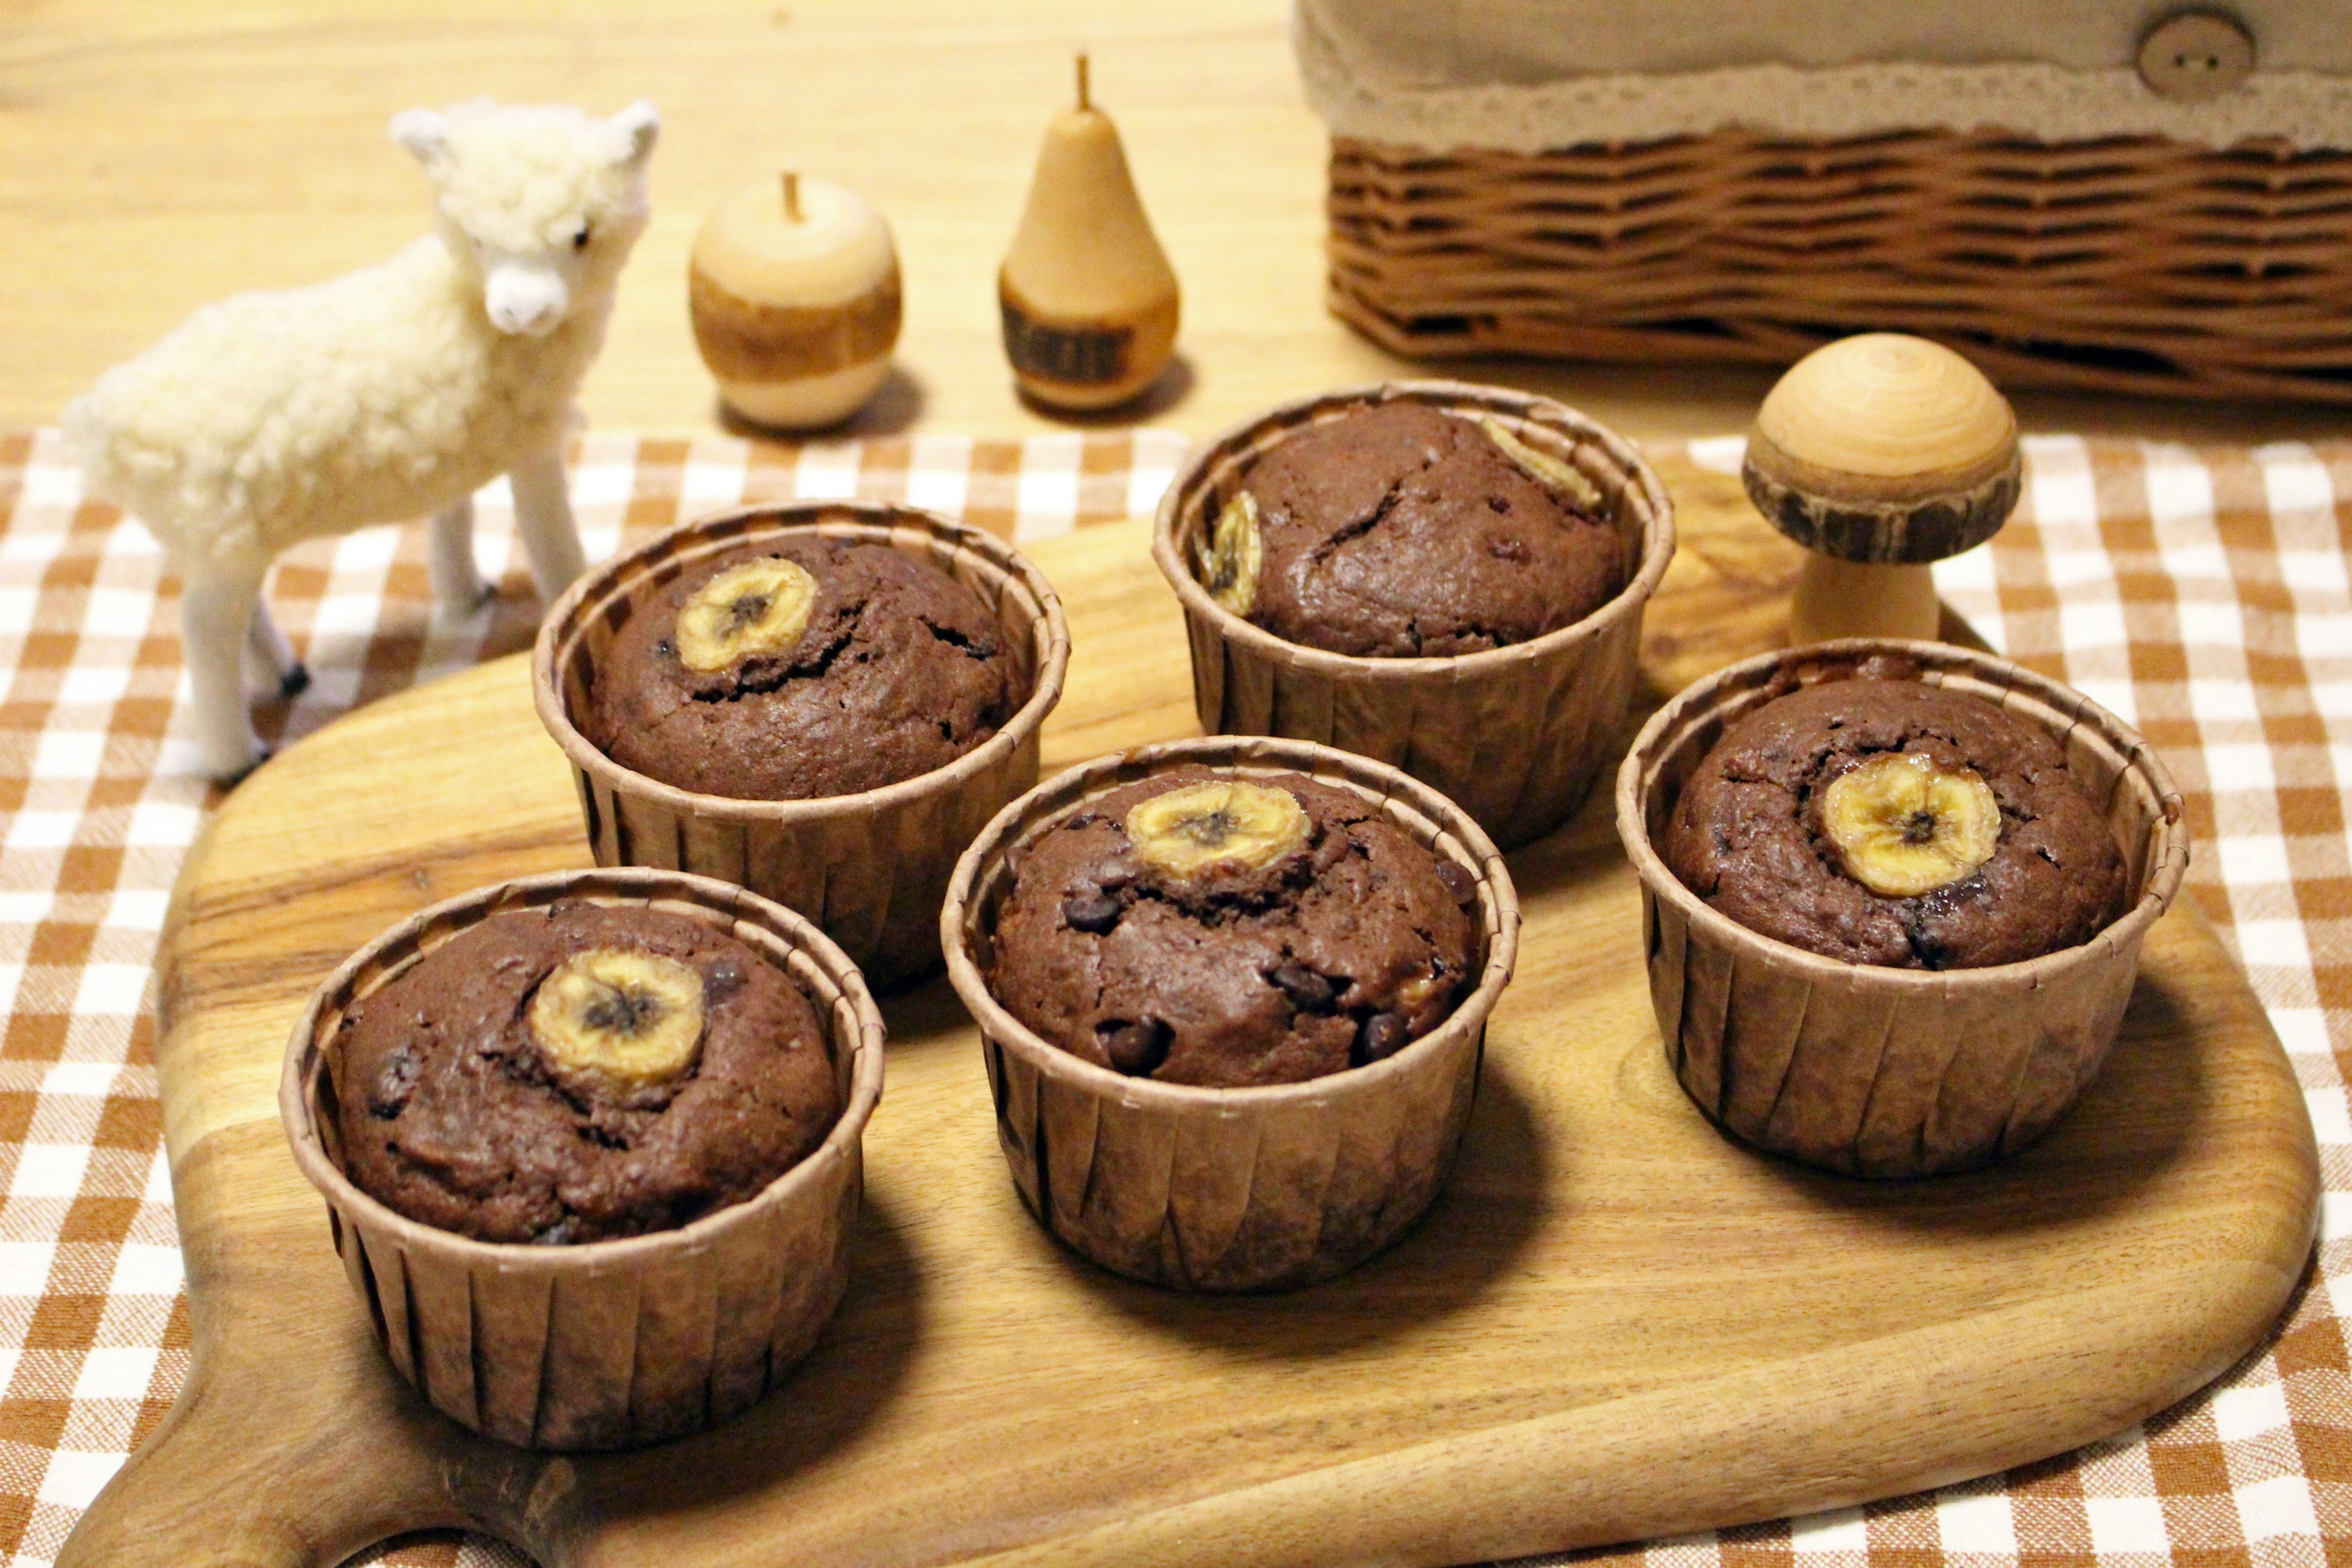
[[588, 537, 1031, 799], [1664, 664, 2127, 970], [334, 899, 842, 1244], [986, 767, 1478, 1087], [1197, 401, 1623, 657]]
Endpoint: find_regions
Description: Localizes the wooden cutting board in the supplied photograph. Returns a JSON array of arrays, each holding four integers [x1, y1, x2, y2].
[[59, 457, 2318, 1568]]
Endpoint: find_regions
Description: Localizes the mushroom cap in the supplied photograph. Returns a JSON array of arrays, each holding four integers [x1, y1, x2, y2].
[[1744, 334, 2022, 565]]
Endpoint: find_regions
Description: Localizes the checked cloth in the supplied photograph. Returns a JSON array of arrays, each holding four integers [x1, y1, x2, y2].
[[0, 424, 2345, 1568]]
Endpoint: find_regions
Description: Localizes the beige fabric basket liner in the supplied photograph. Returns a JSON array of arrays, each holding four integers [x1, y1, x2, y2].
[[1615, 641, 2190, 1178], [533, 502, 1070, 991], [1153, 380, 1674, 851], [280, 868, 888, 1450], [942, 736, 1521, 1292]]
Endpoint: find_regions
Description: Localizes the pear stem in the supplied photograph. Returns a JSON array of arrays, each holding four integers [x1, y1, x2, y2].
[[782, 170, 802, 222], [1075, 51, 1090, 111]]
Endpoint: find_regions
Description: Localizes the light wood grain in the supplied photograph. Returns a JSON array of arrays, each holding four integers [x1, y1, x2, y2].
[[59, 469, 2317, 1568], [7, 0, 2350, 447]]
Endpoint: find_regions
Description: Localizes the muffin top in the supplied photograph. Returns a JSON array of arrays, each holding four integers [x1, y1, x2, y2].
[[334, 900, 842, 1245], [1664, 663, 2128, 969], [987, 767, 1480, 1087], [1198, 401, 1624, 658], [589, 536, 1031, 800]]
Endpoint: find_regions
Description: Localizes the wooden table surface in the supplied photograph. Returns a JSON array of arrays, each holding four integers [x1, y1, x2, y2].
[[7, 0, 2352, 448]]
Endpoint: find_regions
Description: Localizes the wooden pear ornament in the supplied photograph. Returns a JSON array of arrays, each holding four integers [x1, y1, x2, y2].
[[1743, 333, 2022, 647], [999, 54, 1180, 412], [690, 169, 902, 431]]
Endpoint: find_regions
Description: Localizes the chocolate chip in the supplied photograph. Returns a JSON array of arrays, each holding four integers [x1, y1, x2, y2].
[[1098, 1018, 1171, 1076], [1062, 891, 1122, 934], [1435, 859, 1479, 908], [368, 1047, 418, 1118], [703, 959, 744, 1000], [1353, 1011, 1411, 1066], [1268, 962, 1335, 1012]]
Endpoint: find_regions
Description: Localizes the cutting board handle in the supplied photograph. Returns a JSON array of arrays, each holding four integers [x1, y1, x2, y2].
[[55, 1352, 508, 1568]]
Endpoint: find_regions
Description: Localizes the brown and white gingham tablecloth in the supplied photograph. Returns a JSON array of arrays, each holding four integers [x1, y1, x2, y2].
[[0, 424, 2344, 1568]]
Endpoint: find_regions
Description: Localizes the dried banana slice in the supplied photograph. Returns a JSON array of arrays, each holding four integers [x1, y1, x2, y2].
[[676, 557, 819, 673], [1125, 778, 1309, 878], [528, 948, 707, 1095], [1820, 751, 2001, 898], [1194, 490, 1263, 617], [1480, 415, 1604, 510]]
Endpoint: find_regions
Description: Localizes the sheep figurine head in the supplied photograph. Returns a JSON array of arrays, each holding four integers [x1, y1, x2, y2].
[[391, 98, 659, 337]]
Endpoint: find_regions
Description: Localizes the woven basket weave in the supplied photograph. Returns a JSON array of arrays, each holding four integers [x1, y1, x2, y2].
[[1327, 130, 2352, 403]]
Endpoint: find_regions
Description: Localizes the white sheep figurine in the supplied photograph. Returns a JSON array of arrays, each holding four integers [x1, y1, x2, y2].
[[64, 98, 660, 781]]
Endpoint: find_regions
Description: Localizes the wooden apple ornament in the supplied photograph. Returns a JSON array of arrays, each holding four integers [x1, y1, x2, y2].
[[999, 55, 1181, 412], [689, 170, 902, 431], [1743, 334, 2022, 647]]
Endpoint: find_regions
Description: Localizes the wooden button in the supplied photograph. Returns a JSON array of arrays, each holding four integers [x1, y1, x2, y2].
[[2138, 11, 2255, 101]]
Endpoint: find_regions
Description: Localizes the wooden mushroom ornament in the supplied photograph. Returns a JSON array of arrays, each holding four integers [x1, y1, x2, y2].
[[998, 53, 1180, 412], [1743, 334, 2021, 647], [690, 170, 902, 431]]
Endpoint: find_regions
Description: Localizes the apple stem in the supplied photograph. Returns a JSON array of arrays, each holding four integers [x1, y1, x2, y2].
[[1076, 51, 1090, 111], [782, 170, 802, 222]]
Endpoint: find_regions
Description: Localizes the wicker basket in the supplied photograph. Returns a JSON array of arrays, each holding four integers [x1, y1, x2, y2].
[[281, 868, 888, 1450], [1327, 130, 2352, 403]]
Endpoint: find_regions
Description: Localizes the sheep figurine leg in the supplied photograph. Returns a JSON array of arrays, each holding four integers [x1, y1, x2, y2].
[[510, 445, 590, 603], [180, 561, 276, 781], [428, 498, 489, 608], [64, 98, 658, 782], [243, 597, 308, 699]]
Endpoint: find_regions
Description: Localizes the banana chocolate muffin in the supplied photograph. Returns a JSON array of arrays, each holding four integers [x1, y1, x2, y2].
[[588, 537, 1030, 799], [1195, 401, 1623, 657], [986, 767, 1479, 1087], [334, 900, 842, 1244], [1664, 662, 2127, 970]]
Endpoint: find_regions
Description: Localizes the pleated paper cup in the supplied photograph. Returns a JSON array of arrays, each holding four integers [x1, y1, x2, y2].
[[942, 736, 1520, 1292], [533, 500, 1070, 991], [280, 868, 887, 1450], [1152, 380, 1675, 851], [1616, 641, 2188, 1179]]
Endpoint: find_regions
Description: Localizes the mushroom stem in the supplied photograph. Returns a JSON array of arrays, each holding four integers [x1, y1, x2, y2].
[[1790, 558, 1939, 646], [1076, 51, 1090, 111], [782, 170, 802, 222]]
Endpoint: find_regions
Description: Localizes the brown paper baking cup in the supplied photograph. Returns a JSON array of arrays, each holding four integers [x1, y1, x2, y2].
[[941, 736, 1520, 1292], [533, 500, 1070, 991], [1152, 380, 1675, 851], [1616, 641, 2189, 1179], [279, 868, 888, 1450]]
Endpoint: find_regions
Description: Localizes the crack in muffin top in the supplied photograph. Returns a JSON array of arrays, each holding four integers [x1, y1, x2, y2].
[[1232, 402, 1624, 658]]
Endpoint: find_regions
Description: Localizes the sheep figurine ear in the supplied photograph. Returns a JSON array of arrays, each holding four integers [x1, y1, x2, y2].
[[604, 100, 660, 169], [390, 107, 451, 172]]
